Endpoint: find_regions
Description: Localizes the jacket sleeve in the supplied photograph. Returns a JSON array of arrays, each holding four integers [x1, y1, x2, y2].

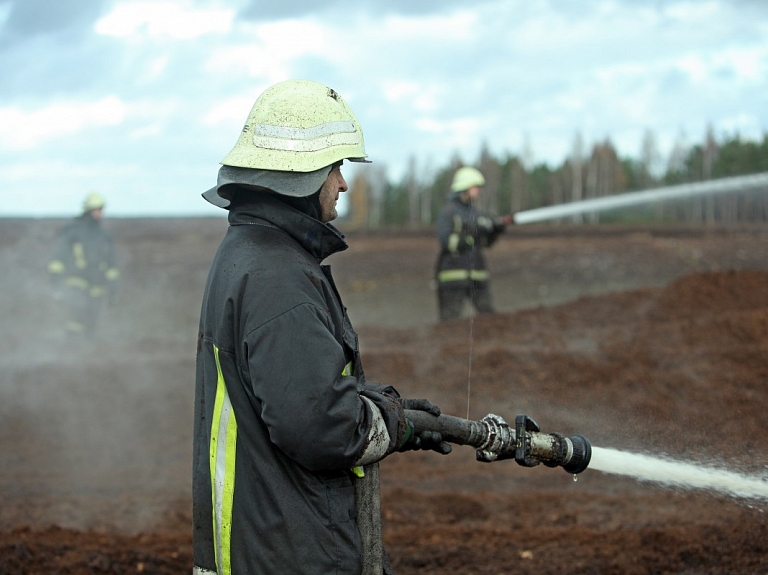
[[436, 207, 455, 251], [243, 301, 402, 471], [47, 225, 73, 277], [103, 235, 120, 283], [436, 206, 473, 254], [476, 214, 505, 247]]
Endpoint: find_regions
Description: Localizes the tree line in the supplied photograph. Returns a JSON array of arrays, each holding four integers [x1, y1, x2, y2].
[[346, 129, 768, 229]]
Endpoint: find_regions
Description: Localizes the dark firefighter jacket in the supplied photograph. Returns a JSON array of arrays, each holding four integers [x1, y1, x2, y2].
[[47, 213, 119, 295], [435, 194, 505, 287], [193, 192, 405, 575]]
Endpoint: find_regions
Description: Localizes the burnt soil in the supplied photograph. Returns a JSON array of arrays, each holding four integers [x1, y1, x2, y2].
[[1, 219, 767, 574]]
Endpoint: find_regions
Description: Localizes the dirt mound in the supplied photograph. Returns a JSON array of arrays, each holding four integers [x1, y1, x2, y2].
[[376, 269, 768, 574], [651, 269, 768, 319], [409, 271, 768, 460], [2, 223, 767, 574], [0, 526, 191, 575]]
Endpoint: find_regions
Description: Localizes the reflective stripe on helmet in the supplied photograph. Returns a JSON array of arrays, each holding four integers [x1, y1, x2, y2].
[[252, 129, 361, 153], [253, 120, 358, 141]]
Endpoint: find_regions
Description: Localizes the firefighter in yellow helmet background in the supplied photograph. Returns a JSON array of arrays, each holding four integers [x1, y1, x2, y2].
[[435, 167, 513, 321], [47, 192, 119, 336]]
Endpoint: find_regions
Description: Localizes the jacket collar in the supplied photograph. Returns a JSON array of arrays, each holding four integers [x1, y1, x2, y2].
[[228, 192, 348, 262], [451, 193, 473, 208]]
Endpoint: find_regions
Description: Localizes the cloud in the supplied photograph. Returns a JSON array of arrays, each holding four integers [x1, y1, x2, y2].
[[235, 0, 497, 21], [202, 95, 258, 128], [204, 19, 332, 83], [0, 0, 108, 38], [1, 0, 767, 215], [95, 1, 234, 39], [714, 47, 767, 82], [0, 97, 126, 150]]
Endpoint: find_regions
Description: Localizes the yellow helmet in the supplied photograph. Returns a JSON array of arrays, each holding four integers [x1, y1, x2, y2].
[[220, 79, 369, 172], [450, 166, 486, 193], [83, 192, 106, 212]]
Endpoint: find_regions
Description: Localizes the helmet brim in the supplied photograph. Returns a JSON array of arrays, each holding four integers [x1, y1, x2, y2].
[[202, 164, 334, 209], [202, 186, 231, 209]]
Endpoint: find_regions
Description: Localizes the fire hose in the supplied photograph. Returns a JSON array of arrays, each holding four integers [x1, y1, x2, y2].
[[404, 410, 592, 474]]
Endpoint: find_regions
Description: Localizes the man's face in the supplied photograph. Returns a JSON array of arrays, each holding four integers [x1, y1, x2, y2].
[[318, 162, 348, 223], [467, 186, 482, 200], [460, 186, 482, 203]]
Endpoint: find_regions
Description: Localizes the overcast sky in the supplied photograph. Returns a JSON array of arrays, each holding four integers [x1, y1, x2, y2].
[[1, 0, 766, 217]]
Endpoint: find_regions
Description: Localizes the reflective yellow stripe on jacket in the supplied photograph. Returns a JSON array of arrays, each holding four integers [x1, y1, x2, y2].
[[64, 276, 90, 289], [210, 345, 238, 575], [437, 269, 489, 283], [47, 260, 66, 274], [343, 361, 367, 479], [73, 243, 87, 269]]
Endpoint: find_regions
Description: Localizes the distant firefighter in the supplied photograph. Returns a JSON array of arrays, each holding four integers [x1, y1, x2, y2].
[[435, 166, 512, 321], [47, 192, 119, 335]]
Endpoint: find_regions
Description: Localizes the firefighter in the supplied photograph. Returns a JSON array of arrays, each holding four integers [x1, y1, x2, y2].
[[47, 192, 119, 336], [435, 166, 512, 321], [193, 79, 451, 575]]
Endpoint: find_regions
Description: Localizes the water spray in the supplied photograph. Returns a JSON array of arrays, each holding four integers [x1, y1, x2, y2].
[[589, 447, 768, 501], [511, 171, 768, 224], [405, 410, 592, 474], [407, 409, 768, 501]]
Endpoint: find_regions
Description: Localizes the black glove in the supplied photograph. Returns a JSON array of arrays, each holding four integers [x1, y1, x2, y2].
[[397, 398, 452, 455], [398, 397, 441, 416], [398, 426, 452, 454]]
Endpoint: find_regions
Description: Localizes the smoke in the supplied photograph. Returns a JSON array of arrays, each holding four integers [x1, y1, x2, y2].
[[0, 218, 218, 532]]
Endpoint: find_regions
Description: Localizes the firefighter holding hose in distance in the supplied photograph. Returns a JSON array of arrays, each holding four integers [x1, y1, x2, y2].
[[435, 166, 513, 321], [47, 192, 119, 336], [193, 79, 451, 575]]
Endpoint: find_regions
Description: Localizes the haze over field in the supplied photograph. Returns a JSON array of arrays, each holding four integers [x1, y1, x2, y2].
[[2, 221, 768, 573]]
